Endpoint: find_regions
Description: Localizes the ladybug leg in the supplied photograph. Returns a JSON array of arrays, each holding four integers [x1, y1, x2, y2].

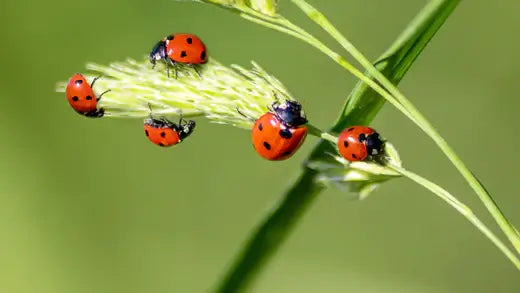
[[371, 154, 387, 165], [160, 117, 177, 130], [161, 59, 171, 78], [147, 103, 158, 120], [83, 108, 105, 118], [189, 64, 202, 79], [236, 107, 256, 122], [160, 117, 170, 125], [178, 111, 184, 125], [172, 65, 178, 79], [166, 58, 177, 79], [163, 61, 170, 78], [97, 89, 111, 102], [266, 103, 274, 113]]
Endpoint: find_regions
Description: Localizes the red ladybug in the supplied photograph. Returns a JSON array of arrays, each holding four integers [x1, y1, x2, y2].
[[337, 126, 385, 161], [65, 73, 109, 117], [149, 33, 207, 77], [144, 110, 196, 147], [247, 100, 308, 161]]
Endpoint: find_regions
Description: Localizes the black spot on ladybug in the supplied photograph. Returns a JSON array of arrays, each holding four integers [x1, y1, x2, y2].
[[258, 123, 263, 131], [72, 96, 79, 101], [200, 51, 206, 60], [186, 37, 192, 44], [352, 153, 357, 159], [167, 35, 174, 40], [86, 95, 92, 100], [160, 131, 166, 138], [75, 79, 83, 85], [282, 150, 292, 156], [159, 142, 165, 147], [343, 140, 349, 148], [263, 141, 271, 150], [279, 129, 292, 139], [358, 133, 366, 142], [347, 127, 354, 131], [180, 51, 187, 58], [145, 130, 149, 136]]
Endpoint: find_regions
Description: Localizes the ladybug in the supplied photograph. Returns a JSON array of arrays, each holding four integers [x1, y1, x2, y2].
[[65, 73, 109, 118], [247, 99, 308, 161], [337, 126, 385, 161], [149, 33, 207, 78], [144, 109, 196, 147]]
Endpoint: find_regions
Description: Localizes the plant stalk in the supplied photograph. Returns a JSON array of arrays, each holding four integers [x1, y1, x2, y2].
[[388, 164, 520, 269], [290, 0, 520, 254]]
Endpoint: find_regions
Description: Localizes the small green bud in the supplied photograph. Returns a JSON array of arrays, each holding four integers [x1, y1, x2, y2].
[[307, 142, 402, 199]]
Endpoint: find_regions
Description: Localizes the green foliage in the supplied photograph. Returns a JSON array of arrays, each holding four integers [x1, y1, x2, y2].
[[53, 0, 520, 291], [205, 0, 520, 291], [333, 0, 461, 130], [2, 0, 520, 292]]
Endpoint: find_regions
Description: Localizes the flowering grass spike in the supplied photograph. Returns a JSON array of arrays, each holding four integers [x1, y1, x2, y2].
[[56, 58, 297, 129]]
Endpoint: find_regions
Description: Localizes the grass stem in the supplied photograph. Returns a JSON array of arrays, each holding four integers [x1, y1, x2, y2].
[[388, 164, 520, 270], [290, 0, 520, 254]]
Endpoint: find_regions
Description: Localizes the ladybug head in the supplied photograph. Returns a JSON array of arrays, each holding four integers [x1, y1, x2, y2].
[[272, 100, 307, 127], [177, 120, 196, 141], [365, 132, 385, 156], [149, 40, 167, 65]]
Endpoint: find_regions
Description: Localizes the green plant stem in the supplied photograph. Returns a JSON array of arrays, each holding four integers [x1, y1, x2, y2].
[[297, 125, 518, 269], [388, 164, 520, 269], [306, 123, 337, 144], [240, 14, 420, 127], [282, 122, 519, 269], [215, 170, 325, 293], [290, 0, 520, 254], [213, 2, 514, 292]]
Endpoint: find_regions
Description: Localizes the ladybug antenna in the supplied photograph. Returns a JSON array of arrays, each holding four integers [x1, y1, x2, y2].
[[272, 90, 279, 101], [178, 111, 184, 125], [269, 91, 285, 112]]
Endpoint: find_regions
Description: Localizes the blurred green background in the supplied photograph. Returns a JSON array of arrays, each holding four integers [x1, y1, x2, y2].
[[1, 0, 519, 292]]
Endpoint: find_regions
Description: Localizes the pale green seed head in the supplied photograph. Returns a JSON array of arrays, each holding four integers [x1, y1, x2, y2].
[[195, 0, 278, 16], [307, 142, 402, 200], [249, 0, 278, 16], [56, 58, 296, 129]]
